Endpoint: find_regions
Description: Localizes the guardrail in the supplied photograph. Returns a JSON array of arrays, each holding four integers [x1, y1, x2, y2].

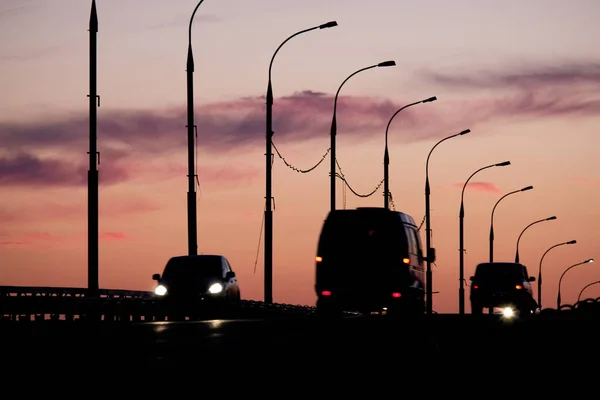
[[0, 286, 316, 321], [1, 286, 598, 322]]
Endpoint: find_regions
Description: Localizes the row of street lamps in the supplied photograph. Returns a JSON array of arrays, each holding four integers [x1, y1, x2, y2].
[[184, 4, 597, 310]]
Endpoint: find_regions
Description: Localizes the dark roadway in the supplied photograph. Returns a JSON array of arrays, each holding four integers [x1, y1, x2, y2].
[[2, 313, 598, 376]]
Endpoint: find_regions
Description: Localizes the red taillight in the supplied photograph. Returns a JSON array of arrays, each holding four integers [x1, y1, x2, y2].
[[315, 256, 322, 262], [515, 285, 523, 290], [392, 292, 401, 298], [402, 258, 410, 264], [473, 285, 479, 289], [321, 290, 331, 296]]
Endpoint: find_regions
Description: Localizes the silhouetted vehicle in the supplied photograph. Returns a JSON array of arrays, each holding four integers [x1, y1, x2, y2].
[[152, 255, 241, 317], [469, 262, 537, 315], [314, 207, 434, 316]]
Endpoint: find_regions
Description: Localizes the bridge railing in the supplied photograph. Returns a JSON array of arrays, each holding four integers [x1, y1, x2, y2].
[[0, 286, 317, 321], [1, 286, 598, 321]]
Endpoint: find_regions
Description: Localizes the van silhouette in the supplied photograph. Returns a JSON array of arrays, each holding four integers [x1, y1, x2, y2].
[[314, 207, 431, 316]]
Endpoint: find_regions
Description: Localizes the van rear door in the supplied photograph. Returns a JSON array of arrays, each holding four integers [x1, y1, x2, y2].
[[317, 211, 409, 289]]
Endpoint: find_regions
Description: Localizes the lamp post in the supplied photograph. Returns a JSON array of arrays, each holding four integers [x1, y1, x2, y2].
[[577, 280, 600, 303], [330, 60, 396, 212], [185, 0, 209, 256], [264, 21, 337, 304], [515, 216, 557, 264], [538, 240, 576, 308], [557, 258, 594, 308], [383, 96, 437, 210], [423, 128, 469, 314], [458, 160, 511, 314], [489, 186, 534, 262]]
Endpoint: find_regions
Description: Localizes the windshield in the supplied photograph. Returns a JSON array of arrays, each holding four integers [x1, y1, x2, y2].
[[162, 256, 223, 280], [475, 263, 528, 281]]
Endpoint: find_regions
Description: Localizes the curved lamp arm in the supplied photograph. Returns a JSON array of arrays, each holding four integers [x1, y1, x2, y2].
[[578, 280, 600, 303]]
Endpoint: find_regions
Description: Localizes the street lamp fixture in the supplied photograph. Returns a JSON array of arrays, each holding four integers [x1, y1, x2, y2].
[[557, 258, 594, 308], [264, 20, 338, 304], [514, 216, 557, 264], [384, 96, 438, 210], [423, 128, 469, 314], [330, 60, 396, 211], [489, 185, 534, 262], [458, 160, 510, 314], [577, 280, 600, 303], [537, 239, 576, 308]]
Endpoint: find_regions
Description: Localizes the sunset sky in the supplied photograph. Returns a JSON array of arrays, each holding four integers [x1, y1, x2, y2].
[[1, 0, 599, 313]]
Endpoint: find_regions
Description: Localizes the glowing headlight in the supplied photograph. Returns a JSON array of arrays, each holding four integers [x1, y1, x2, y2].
[[502, 307, 514, 318], [154, 285, 167, 296], [208, 283, 223, 294]]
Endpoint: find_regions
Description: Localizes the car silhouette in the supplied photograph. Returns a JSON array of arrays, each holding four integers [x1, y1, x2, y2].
[[469, 262, 537, 316], [152, 254, 241, 318]]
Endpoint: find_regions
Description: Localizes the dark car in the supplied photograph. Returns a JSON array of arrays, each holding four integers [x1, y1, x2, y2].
[[469, 262, 537, 316], [314, 207, 434, 316], [152, 255, 241, 317]]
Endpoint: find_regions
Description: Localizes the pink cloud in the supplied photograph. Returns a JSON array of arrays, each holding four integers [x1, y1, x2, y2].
[[571, 177, 597, 187], [453, 181, 501, 194], [101, 232, 126, 241], [0, 198, 161, 225]]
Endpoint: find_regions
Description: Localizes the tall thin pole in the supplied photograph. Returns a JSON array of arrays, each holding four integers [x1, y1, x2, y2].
[[87, 0, 99, 297], [185, 1, 205, 256], [331, 61, 395, 212], [265, 78, 273, 304], [458, 200, 465, 314], [265, 21, 337, 304], [383, 97, 436, 210], [458, 161, 509, 313], [423, 128, 465, 314], [538, 240, 576, 308]]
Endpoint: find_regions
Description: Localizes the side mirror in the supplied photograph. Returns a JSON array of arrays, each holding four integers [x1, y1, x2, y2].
[[469, 276, 474, 281], [225, 271, 236, 279], [529, 276, 536, 282], [427, 247, 436, 263], [152, 273, 160, 281]]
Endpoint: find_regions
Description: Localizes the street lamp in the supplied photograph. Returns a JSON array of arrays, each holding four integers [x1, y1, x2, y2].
[[557, 258, 594, 308], [577, 280, 600, 303], [458, 160, 510, 314], [383, 96, 438, 210], [330, 60, 396, 212], [264, 21, 337, 304], [515, 216, 557, 263], [184, 0, 209, 256], [423, 128, 469, 314], [538, 240, 576, 308], [489, 185, 533, 262]]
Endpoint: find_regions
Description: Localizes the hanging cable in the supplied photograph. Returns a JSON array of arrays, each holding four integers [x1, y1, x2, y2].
[[253, 203, 266, 274], [389, 192, 396, 211], [272, 141, 330, 173], [416, 214, 425, 231], [335, 158, 384, 198]]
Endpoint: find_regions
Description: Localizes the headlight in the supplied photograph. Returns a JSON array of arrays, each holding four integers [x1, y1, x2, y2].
[[502, 307, 514, 318], [154, 285, 167, 296], [208, 283, 223, 294]]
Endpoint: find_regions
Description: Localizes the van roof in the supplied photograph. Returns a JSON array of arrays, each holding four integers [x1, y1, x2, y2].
[[327, 207, 417, 228], [168, 254, 224, 262]]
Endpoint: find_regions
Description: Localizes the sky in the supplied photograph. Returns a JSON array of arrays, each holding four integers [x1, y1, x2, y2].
[[1, 0, 599, 313]]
